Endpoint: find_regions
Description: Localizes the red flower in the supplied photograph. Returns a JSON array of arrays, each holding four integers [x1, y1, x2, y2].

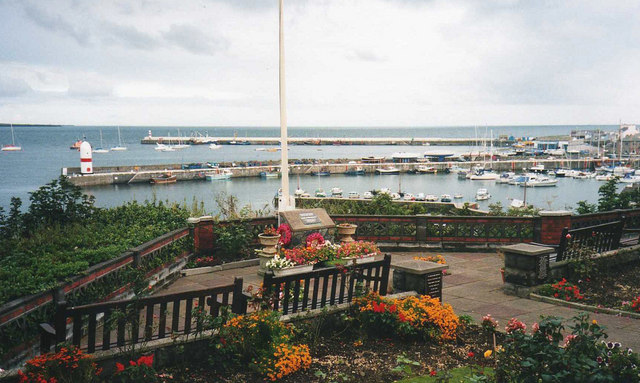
[[566, 233, 571, 239], [372, 301, 386, 313], [398, 312, 408, 322], [468, 351, 475, 358], [430, 371, 437, 376], [129, 360, 137, 366], [137, 354, 153, 368], [115, 362, 125, 373], [388, 304, 397, 313]]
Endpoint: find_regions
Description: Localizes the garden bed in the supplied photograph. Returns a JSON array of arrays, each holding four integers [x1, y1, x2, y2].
[[537, 261, 640, 315], [160, 323, 495, 383]]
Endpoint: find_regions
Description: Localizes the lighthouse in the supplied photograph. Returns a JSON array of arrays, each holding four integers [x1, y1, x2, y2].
[[80, 141, 93, 174]]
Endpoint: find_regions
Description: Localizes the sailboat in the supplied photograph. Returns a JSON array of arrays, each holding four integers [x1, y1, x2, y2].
[[93, 129, 109, 153], [173, 128, 190, 150], [111, 126, 127, 151], [1, 124, 22, 151]]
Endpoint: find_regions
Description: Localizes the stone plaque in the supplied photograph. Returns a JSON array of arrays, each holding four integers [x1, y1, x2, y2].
[[279, 208, 336, 247]]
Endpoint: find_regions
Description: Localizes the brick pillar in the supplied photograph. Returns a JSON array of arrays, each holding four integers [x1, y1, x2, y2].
[[503, 243, 554, 297], [538, 210, 572, 245], [188, 216, 215, 255]]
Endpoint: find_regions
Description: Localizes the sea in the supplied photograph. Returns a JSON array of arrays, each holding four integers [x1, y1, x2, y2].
[[0, 125, 621, 214]]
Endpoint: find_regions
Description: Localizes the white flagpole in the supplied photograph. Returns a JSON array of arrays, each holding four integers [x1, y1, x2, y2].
[[279, 0, 291, 211]]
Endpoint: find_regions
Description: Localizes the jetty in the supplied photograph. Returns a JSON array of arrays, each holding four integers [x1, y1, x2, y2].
[[63, 157, 605, 187]]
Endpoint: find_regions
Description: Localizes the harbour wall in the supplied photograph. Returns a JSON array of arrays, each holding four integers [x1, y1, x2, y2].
[[64, 157, 601, 187], [141, 136, 513, 146]]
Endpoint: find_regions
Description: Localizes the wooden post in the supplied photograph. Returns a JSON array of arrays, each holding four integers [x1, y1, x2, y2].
[[231, 277, 247, 314], [39, 323, 56, 354], [379, 254, 391, 296], [556, 227, 569, 262], [54, 300, 67, 349]]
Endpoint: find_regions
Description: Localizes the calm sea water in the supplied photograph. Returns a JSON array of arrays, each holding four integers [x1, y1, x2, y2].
[[0, 125, 618, 213]]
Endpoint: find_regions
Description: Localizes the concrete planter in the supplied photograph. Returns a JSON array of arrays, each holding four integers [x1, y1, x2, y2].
[[272, 264, 314, 277]]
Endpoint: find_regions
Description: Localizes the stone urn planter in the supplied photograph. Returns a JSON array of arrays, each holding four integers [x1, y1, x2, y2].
[[258, 233, 281, 275], [341, 254, 376, 265], [336, 223, 357, 243]]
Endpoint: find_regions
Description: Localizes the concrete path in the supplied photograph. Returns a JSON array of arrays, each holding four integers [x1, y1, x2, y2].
[[159, 252, 640, 350]]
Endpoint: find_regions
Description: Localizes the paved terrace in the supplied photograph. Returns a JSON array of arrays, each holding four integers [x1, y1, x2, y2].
[[159, 252, 640, 350]]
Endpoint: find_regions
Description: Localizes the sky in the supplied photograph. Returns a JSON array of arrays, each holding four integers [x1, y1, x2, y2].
[[0, 0, 639, 127]]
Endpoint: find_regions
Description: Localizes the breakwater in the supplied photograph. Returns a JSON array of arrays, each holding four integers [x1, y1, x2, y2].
[[64, 157, 601, 187], [140, 135, 511, 146]]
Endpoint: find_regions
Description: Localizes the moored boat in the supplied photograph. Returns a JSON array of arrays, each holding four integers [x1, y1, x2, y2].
[[440, 194, 452, 202], [475, 188, 491, 201], [150, 173, 177, 184], [375, 166, 400, 175], [206, 168, 233, 180]]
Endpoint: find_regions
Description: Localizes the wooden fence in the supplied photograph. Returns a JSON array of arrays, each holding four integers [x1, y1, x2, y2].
[[41, 278, 246, 354], [556, 221, 625, 262], [262, 255, 391, 315]]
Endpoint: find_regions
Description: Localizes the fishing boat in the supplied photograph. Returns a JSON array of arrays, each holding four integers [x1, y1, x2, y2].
[[520, 177, 557, 187], [331, 187, 343, 197], [1, 124, 22, 151], [417, 165, 437, 174], [425, 194, 439, 202], [345, 166, 366, 176], [69, 139, 83, 150], [111, 127, 127, 151], [93, 129, 109, 153], [206, 168, 233, 180], [310, 170, 331, 176], [454, 193, 464, 199], [315, 189, 327, 198], [440, 194, 452, 202], [475, 188, 491, 201], [375, 166, 400, 175], [150, 173, 177, 185]]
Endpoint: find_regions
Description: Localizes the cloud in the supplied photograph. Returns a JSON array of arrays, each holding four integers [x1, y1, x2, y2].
[[100, 21, 159, 50], [0, 75, 32, 97], [22, 3, 91, 45], [162, 24, 227, 55]]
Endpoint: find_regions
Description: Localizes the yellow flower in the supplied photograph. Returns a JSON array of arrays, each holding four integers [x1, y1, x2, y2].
[[484, 350, 492, 358], [592, 319, 597, 325], [495, 345, 504, 353]]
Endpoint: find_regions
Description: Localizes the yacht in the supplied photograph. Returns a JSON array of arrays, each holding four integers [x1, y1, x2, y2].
[[475, 188, 491, 201], [595, 174, 615, 181], [440, 194, 452, 202], [469, 171, 499, 180], [209, 143, 222, 150], [111, 126, 127, 151], [510, 199, 525, 208], [294, 188, 305, 197], [496, 172, 515, 184], [390, 193, 401, 200], [315, 189, 327, 198], [520, 177, 557, 187], [454, 193, 464, 199], [363, 191, 374, 199], [403, 193, 415, 201], [415, 193, 426, 201], [331, 187, 344, 197], [529, 164, 546, 173], [348, 191, 360, 199]]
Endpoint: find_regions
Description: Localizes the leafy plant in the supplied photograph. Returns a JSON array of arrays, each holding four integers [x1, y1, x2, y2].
[[18, 346, 101, 383], [392, 353, 421, 377]]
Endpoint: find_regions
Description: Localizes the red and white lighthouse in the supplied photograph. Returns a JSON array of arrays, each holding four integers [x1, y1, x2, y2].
[[80, 141, 93, 174]]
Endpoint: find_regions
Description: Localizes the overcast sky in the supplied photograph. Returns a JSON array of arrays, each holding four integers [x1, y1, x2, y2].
[[0, 0, 639, 127]]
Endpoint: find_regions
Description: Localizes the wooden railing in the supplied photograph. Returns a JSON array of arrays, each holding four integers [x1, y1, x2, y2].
[[1, 227, 192, 362], [556, 221, 625, 262], [331, 215, 536, 244], [262, 255, 391, 315], [41, 278, 246, 354]]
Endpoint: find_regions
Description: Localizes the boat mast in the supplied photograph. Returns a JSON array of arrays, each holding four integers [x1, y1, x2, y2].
[[278, 0, 291, 211]]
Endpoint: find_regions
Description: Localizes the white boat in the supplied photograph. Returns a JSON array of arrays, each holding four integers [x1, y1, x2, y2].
[[363, 191, 374, 199], [403, 193, 415, 201], [294, 188, 305, 197], [1, 124, 22, 151], [448, 165, 466, 174], [415, 193, 426, 201], [111, 126, 127, 151], [510, 199, 525, 208], [376, 166, 400, 174], [209, 143, 221, 150], [475, 188, 491, 201], [315, 189, 327, 198], [206, 168, 233, 180], [470, 171, 499, 180], [173, 129, 190, 149], [331, 187, 343, 197], [496, 172, 515, 184], [554, 169, 570, 177], [596, 174, 615, 181], [93, 129, 109, 153], [545, 149, 565, 156], [509, 174, 538, 186], [620, 175, 640, 184], [440, 194, 452, 202], [520, 177, 557, 187], [378, 188, 392, 195], [425, 194, 439, 202], [454, 193, 464, 199], [390, 193, 401, 200], [300, 192, 311, 198], [529, 164, 546, 173], [348, 191, 360, 199]]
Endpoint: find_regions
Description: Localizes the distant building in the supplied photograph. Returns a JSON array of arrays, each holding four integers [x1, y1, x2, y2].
[[391, 152, 420, 163]]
